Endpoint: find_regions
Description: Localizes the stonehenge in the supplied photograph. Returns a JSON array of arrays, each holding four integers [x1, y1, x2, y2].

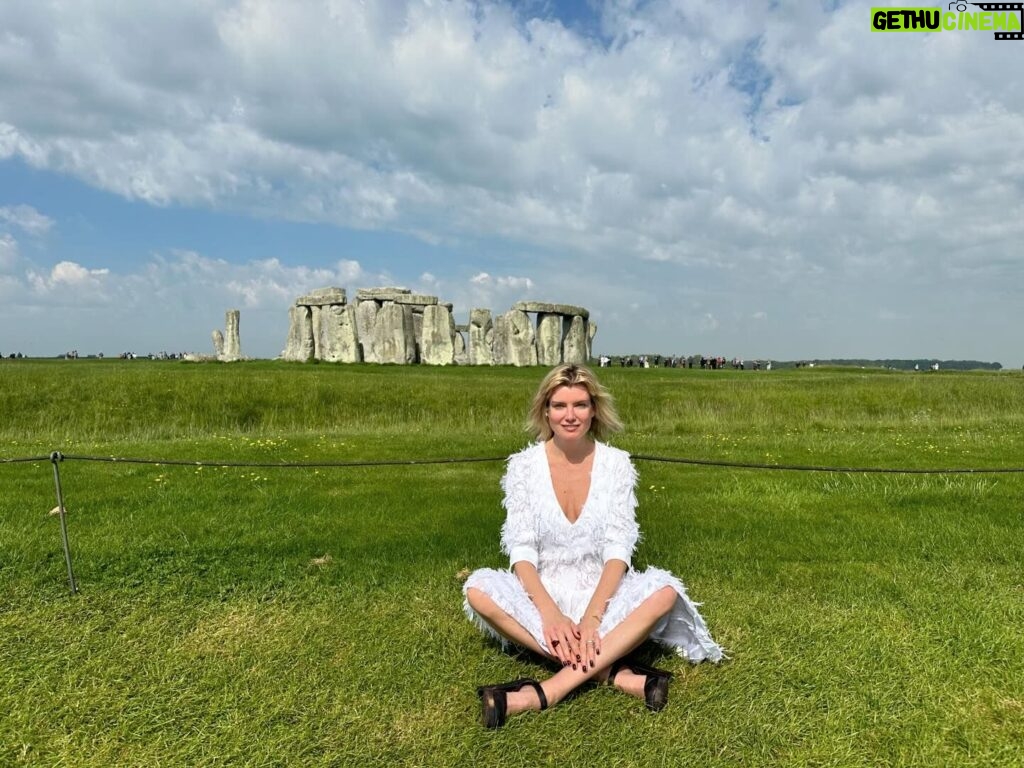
[[281, 287, 594, 366]]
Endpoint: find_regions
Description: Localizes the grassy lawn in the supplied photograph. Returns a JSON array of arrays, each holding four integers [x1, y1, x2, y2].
[[1, 360, 1023, 766]]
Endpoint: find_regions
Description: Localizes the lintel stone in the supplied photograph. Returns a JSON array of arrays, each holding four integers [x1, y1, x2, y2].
[[394, 294, 439, 306], [357, 287, 412, 301], [513, 301, 589, 320], [296, 287, 347, 306]]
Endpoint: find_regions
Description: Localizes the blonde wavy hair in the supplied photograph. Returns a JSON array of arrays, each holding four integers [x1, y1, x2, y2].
[[526, 364, 623, 442]]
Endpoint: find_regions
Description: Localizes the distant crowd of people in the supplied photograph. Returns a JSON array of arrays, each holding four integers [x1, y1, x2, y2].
[[0, 350, 189, 361], [597, 354, 771, 371]]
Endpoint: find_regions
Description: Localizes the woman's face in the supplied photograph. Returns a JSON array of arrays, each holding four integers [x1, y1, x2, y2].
[[546, 384, 594, 442]]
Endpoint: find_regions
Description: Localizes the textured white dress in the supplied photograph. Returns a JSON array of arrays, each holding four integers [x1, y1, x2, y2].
[[463, 441, 723, 663]]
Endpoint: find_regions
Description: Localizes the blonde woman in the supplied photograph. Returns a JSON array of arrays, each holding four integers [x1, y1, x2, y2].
[[464, 364, 722, 728]]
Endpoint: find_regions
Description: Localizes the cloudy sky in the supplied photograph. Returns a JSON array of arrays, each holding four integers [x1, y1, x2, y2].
[[1, 0, 1021, 365]]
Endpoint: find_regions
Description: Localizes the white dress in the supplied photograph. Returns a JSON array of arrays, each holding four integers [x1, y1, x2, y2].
[[463, 441, 723, 663]]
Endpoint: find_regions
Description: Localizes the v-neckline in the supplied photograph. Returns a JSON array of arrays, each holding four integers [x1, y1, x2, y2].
[[543, 442, 598, 526]]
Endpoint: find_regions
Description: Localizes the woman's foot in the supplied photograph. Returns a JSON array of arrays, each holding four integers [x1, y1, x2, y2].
[[504, 684, 545, 716], [477, 678, 548, 728], [607, 659, 673, 711], [606, 666, 648, 698]]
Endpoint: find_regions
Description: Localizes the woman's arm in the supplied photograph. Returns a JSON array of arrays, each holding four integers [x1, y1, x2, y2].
[[512, 561, 579, 668], [579, 450, 641, 670], [578, 558, 627, 670]]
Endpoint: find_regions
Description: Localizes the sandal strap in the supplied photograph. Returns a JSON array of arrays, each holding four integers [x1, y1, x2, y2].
[[523, 678, 548, 711], [607, 658, 673, 687], [629, 662, 673, 681], [606, 658, 628, 686]]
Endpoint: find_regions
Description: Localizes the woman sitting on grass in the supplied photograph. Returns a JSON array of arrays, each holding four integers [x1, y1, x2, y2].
[[464, 363, 723, 728]]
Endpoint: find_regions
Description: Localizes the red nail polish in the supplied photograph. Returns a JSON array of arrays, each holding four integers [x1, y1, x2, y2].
[[572, 664, 577, 670]]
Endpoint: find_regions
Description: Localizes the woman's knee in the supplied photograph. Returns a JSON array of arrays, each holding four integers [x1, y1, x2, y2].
[[648, 585, 678, 615], [465, 587, 493, 614]]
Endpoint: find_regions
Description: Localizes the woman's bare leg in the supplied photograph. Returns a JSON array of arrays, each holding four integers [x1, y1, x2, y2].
[[504, 586, 679, 715], [465, 587, 556, 660]]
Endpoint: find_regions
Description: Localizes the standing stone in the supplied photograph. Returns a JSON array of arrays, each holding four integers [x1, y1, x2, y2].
[[221, 309, 241, 361], [299, 306, 315, 362], [281, 305, 316, 362], [562, 315, 587, 364], [454, 329, 467, 365], [356, 300, 379, 363], [310, 306, 324, 361], [281, 306, 301, 361], [411, 308, 425, 363], [587, 321, 598, 363], [212, 330, 224, 358], [493, 309, 538, 366], [373, 302, 416, 364], [420, 304, 455, 365], [469, 309, 494, 366], [536, 313, 563, 366], [321, 303, 361, 363]]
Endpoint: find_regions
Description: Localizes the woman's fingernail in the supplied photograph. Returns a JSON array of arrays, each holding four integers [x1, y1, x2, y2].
[[572, 664, 577, 670], [576, 654, 581, 662], [582, 665, 588, 672]]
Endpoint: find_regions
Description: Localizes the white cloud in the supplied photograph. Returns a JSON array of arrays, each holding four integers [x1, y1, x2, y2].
[[499, 275, 533, 290], [0, 205, 54, 236], [2, 0, 1020, 280], [52, 260, 109, 284], [469, 272, 533, 290], [0, 234, 18, 271], [27, 260, 110, 299]]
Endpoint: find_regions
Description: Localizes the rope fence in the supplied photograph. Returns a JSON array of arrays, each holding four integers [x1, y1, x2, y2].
[[4, 450, 1024, 595]]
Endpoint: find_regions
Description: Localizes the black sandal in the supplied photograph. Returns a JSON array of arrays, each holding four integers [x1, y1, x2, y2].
[[476, 678, 548, 729], [607, 659, 673, 712]]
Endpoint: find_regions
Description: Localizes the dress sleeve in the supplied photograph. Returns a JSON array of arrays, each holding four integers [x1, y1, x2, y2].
[[499, 451, 539, 568], [602, 450, 640, 567]]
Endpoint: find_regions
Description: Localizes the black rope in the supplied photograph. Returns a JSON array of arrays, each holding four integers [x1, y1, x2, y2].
[[1, 452, 1022, 474], [629, 454, 1024, 474], [59, 454, 508, 468]]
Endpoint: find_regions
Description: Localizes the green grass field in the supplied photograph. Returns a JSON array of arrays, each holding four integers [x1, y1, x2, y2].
[[2, 360, 1023, 766]]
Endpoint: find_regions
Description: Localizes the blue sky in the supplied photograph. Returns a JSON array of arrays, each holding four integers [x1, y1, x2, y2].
[[1, 0, 1021, 365]]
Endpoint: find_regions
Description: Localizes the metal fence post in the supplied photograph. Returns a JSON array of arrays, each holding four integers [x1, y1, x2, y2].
[[50, 451, 79, 595]]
